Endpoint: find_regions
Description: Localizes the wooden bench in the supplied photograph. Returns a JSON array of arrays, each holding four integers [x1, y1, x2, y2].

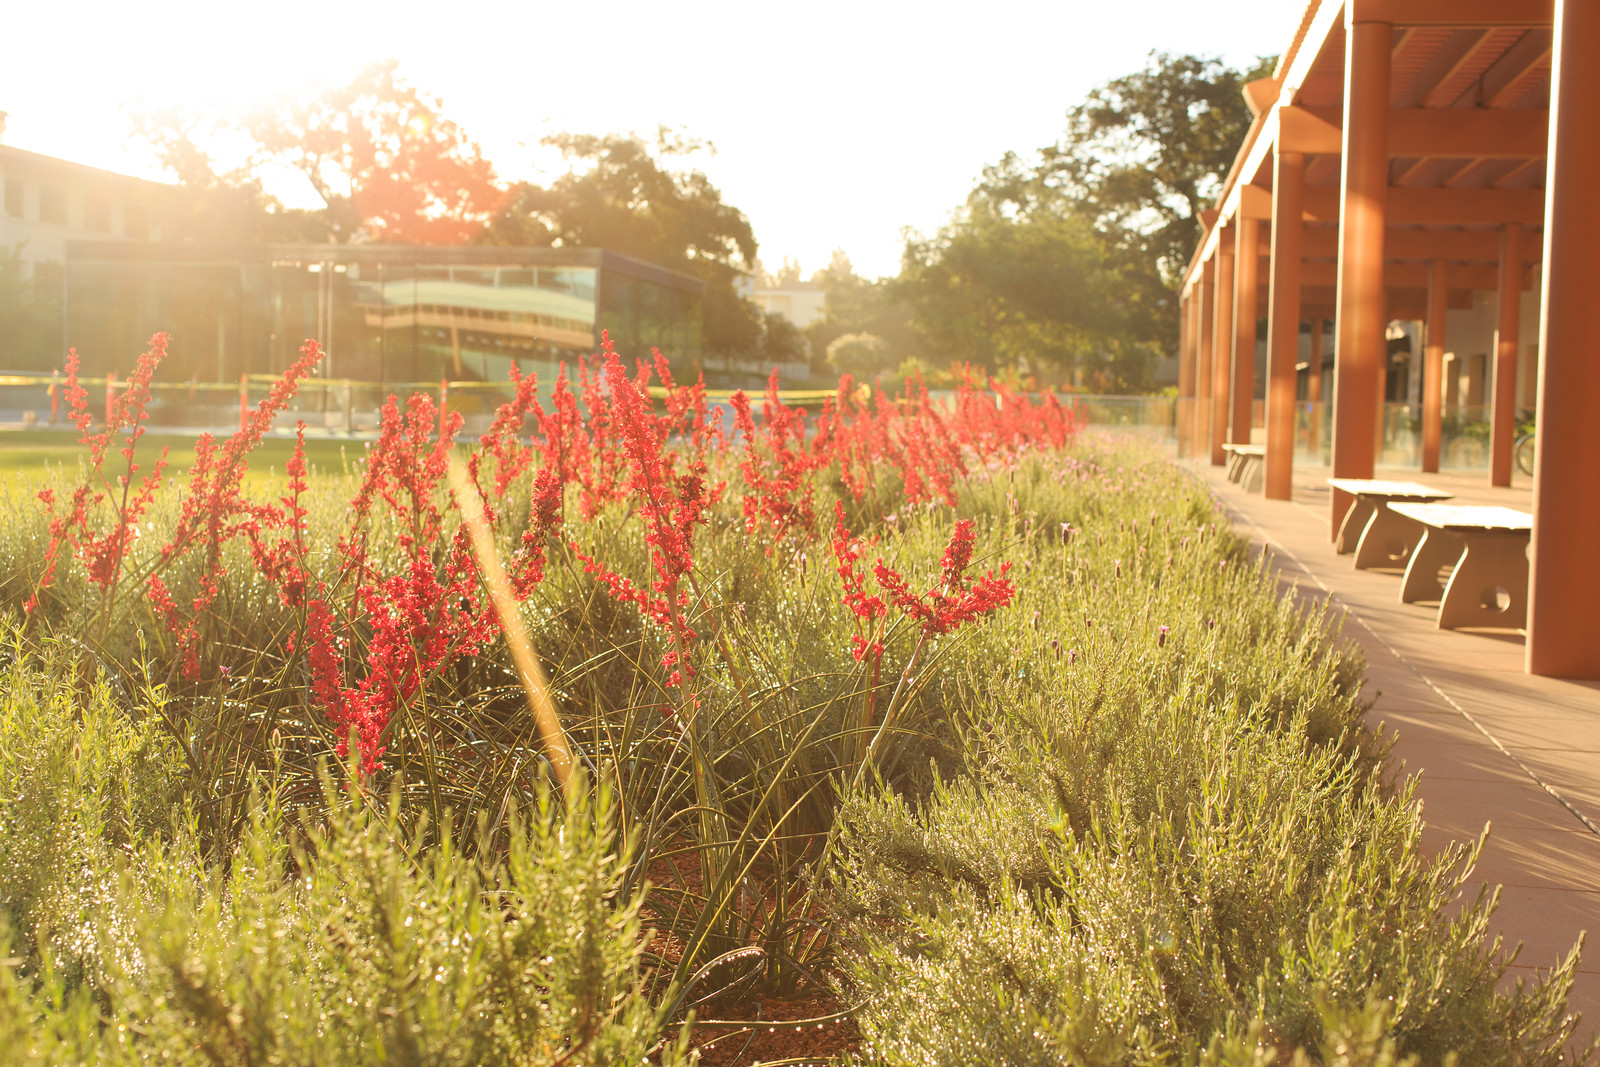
[[1222, 444, 1266, 491], [1327, 478, 1454, 570], [1389, 503, 1533, 631]]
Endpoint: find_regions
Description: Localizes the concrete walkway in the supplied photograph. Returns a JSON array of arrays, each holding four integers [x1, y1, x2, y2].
[[1197, 459, 1600, 1034]]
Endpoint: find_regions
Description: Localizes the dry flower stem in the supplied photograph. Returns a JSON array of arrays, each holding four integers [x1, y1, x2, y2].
[[448, 459, 574, 795]]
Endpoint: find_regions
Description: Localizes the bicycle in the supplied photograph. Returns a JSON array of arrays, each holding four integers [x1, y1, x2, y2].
[[1515, 431, 1536, 476]]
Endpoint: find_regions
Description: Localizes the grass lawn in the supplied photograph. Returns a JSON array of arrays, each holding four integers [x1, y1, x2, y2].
[[0, 428, 367, 488]]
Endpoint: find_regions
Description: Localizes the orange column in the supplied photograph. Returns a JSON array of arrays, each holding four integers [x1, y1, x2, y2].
[[1188, 288, 1206, 455], [1231, 216, 1261, 446], [1195, 262, 1215, 462], [1421, 258, 1447, 473], [1329, 16, 1391, 539], [1489, 222, 1523, 487], [1308, 318, 1324, 454], [1210, 226, 1235, 466], [1177, 289, 1194, 456], [1528, 0, 1600, 679], [1265, 152, 1304, 500]]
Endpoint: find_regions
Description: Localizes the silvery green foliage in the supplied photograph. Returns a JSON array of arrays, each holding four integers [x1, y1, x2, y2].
[[0, 638, 688, 1065], [835, 442, 1587, 1065]]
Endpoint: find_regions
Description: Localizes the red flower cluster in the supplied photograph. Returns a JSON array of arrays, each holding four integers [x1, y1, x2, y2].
[[30, 330, 1070, 775], [568, 334, 708, 688], [732, 372, 824, 549], [872, 519, 1015, 637], [831, 503, 1015, 656], [831, 502, 887, 663]]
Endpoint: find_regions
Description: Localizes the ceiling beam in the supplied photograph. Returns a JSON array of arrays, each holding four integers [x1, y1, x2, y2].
[[1392, 158, 1438, 186], [1422, 30, 1505, 106], [1285, 226, 1544, 261], [1351, 0, 1553, 28], [1301, 185, 1544, 225], [1483, 30, 1554, 105], [1278, 106, 1549, 157], [1295, 286, 1478, 314], [1493, 157, 1547, 187], [1290, 260, 1530, 289]]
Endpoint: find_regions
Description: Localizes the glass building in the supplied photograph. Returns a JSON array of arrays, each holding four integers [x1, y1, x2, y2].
[[61, 242, 705, 387]]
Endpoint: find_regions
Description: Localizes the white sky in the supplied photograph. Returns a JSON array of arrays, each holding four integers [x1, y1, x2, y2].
[[2, 0, 1294, 280]]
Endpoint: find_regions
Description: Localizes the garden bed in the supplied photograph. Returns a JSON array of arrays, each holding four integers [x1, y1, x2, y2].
[[0, 334, 1585, 1064]]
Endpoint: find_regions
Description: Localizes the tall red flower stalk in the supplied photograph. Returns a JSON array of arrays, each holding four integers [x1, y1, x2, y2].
[[305, 536, 499, 775], [472, 363, 542, 498], [831, 502, 888, 765], [245, 422, 312, 610], [832, 508, 1017, 784], [151, 339, 324, 677], [567, 334, 708, 692], [28, 334, 172, 624], [731, 370, 823, 551]]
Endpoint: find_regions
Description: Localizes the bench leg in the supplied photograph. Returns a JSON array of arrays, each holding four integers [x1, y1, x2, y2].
[[1334, 498, 1377, 555], [1354, 504, 1424, 571], [1436, 531, 1532, 630], [1399, 528, 1465, 603], [1241, 457, 1263, 493], [1227, 454, 1245, 483]]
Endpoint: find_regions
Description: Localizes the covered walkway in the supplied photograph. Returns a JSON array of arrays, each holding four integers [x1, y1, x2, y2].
[[1202, 458, 1600, 1029], [1176, 0, 1600, 680]]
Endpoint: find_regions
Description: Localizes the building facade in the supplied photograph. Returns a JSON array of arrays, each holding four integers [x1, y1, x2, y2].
[[1, 144, 167, 269], [61, 242, 705, 385]]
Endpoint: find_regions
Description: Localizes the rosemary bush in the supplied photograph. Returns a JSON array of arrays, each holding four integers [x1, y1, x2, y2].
[[0, 634, 689, 1065], [833, 439, 1585, 1065]]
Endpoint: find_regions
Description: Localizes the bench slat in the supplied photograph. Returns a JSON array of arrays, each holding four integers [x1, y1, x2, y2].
[[1389, 503, 1532, 532], [1326, 478, 1453, 499]]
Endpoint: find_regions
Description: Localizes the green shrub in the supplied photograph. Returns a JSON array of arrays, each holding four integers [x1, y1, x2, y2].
[[832, 439, 1587, 1065], [0, 636, 689, 1064]]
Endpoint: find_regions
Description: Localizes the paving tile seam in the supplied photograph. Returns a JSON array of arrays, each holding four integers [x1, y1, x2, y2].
[[1203, 480, 1600, 843]]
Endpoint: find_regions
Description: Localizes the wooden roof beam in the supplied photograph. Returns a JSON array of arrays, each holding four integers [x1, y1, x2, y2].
[[1286, 226, 1544, 261], [1290, 260, 1532, 289], [1421, 29, 1503, 106], [1295, 285, 1477, 313], [1492, 157, 1546, 188], [1351, 0, 1553, 28], [1301, 185, 1544, 225], [1482, 30, 1554, 105], [1278, 106, 1549, 157]]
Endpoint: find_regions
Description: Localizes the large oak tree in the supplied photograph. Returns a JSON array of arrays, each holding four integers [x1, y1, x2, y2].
[[896, 51, 1274, 391]]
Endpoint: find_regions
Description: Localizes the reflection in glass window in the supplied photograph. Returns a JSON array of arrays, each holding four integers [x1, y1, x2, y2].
[[62, 245, 702, 392]]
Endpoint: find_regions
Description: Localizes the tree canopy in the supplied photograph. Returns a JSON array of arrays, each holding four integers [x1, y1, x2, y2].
[[245, 61, 502, 244], [136, 72, 777, 362], [894, 51, 1273, 391], [485, 131, 762, 358]]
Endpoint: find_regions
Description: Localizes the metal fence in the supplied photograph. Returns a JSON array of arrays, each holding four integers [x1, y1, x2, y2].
[[0, 375, 1511, 474]]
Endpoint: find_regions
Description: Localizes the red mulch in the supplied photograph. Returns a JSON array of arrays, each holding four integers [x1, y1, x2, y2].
[[689, 992, 862, 1066], [639, 846, 863, 1064]]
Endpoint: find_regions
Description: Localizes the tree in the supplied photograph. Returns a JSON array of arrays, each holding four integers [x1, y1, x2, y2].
[[896, 200, 1156, 389], [759, 311, 810, 367], [487, 130, 762, 357], [245, 61, 502, 244], [1038, 51, 1277, 288], [132, 110, 330, 243], [894, 52, 1272, 390], [761, 257, 805, 288], [824, 332, 896, 379], [803, 250, 923, 374]]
